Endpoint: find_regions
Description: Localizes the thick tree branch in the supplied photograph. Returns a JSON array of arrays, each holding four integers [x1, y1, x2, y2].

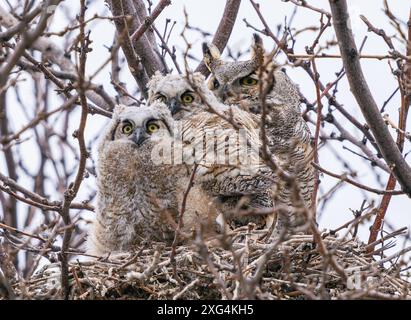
[[195, 0, 241, 76], [132, 0, 158, 48], [122, 1, 166, 77], [367, 8, 411, 249], [108, 0, 169, 96], [0, 5, 42, 41], [108, 0, 150, 97], [0, 91, 17, 229], [329, 0, 411, 197]]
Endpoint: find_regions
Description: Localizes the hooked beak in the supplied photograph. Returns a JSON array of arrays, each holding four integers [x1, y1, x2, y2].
[[131, 127, 147, 146], [168, 97, 182, 115]]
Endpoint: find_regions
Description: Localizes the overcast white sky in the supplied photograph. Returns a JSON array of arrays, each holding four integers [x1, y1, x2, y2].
[[1, 0, 411, 254]]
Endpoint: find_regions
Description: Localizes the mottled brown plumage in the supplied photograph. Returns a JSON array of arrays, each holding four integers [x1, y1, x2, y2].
[[147, 72, 281, 233], [203, 34, 316, 234]]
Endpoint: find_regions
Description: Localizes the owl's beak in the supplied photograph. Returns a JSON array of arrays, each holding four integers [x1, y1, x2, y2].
[[131, 127, 147, 146], [168, 97, 181, 115]]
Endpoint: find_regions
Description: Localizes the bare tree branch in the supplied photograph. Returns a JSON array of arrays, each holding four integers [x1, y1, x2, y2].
[[195, 0, 241, 76], [130, 0, 171, 43], [0, 0, 63, 85], [367, 8, 411, 250], [60, 1, 90, 299], [0, 3, 115, 111], [132, 0, 158, 48], [108, 0, 169, 95], [108, 0, 150, 97], [312, 162, 403, 195], [329, 0, 411, 197]]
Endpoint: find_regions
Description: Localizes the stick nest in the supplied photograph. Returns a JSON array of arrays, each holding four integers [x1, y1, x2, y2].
[[5, 231, 411, 300]]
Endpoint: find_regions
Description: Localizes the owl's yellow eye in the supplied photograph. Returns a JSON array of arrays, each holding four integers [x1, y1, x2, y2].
[[240, 76, 258, 86], [121, 122, 134, 135], [181, 92, 194, 105], [156, 94, 167, 103], [146, 121, 159, 133]]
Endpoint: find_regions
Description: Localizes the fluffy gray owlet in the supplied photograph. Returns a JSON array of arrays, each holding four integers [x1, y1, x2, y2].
[[87, 104, 220, 256], [203, 34, 316, 234]]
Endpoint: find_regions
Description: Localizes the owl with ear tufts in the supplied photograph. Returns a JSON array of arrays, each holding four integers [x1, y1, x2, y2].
[[147, 72, 284, 233], [87, 104, 219, 256], [203, 34, 316, 234]]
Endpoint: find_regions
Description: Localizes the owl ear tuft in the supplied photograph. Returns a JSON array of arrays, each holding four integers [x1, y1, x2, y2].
[[202, 42, 221, 71], [252, 33, 262, 45], [251, 33, 265, 67]]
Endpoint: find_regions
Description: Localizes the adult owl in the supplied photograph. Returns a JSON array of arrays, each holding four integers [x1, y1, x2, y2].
[[147, 72, 281, 232], [202, 34, 316, 233]]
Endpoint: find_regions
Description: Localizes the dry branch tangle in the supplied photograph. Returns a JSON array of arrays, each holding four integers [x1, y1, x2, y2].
[[329, 0, 411, 197], [7, 234, 411, 300], [0, 4, 115, 113]]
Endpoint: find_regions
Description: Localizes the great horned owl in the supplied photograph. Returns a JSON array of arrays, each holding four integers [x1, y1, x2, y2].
[[203, 34, 316, 233], [147, 72, 281, 232], [87, 104, 219, 256], [147, 71, 225, 120]]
